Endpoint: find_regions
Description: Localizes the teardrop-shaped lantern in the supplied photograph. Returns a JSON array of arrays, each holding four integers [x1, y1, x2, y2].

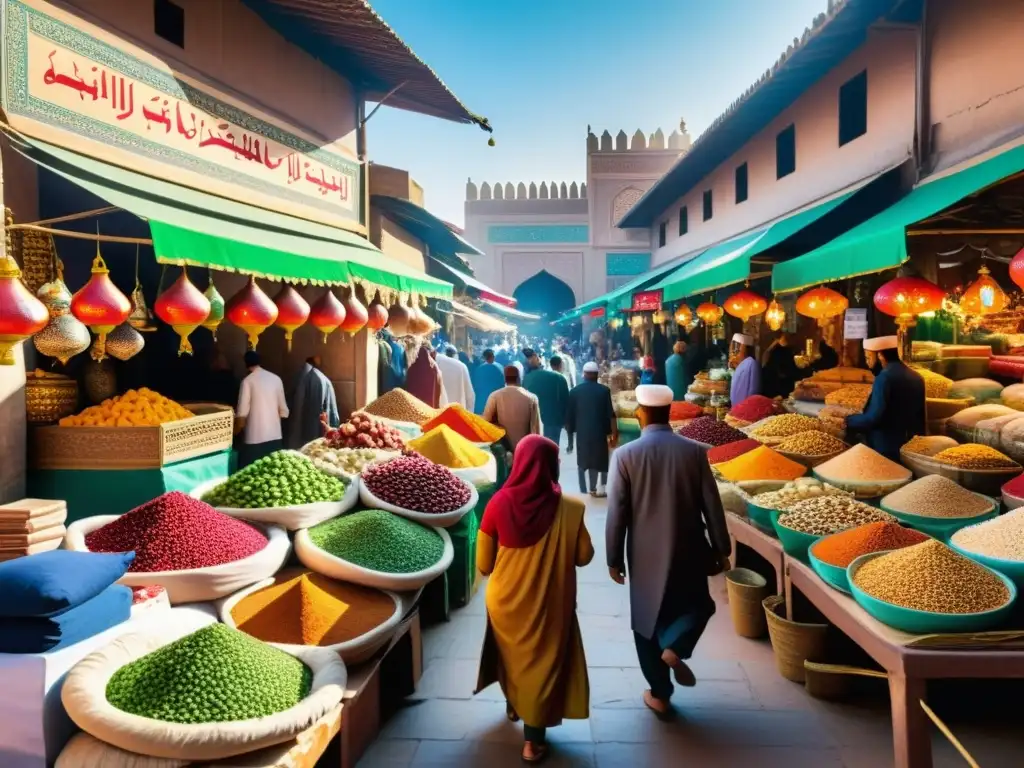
[[409, 298, 434, 336], [273, 285, 310, 351], [961, 264, 1009, 315], [105, 322, 145, 361], [874, 275, 945, 320], [795, 286, 849, 326], [387, 300, 412, 336], [696, 302, 724, 326], [35, 277, 90, 364], [202, 281, 226, 339], [155, 270, 212, 356], [226, 277, 278, 349], [127, 281, 158, 332], [367, 296, 389, 332], [724, 285, 768, 322], [70, 247, 132, 361], [309, 290, 346, 342], [340, 287, 368, 335], [0, 254, 50, 365], [765, 299, 786, 332], [674, 304, 693, 327]]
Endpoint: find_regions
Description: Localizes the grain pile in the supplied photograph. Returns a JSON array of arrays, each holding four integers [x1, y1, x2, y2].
[[774, 431, 847, 456], [852, 539, 1010, 614], [882, 475, 993, 518], [824, 385, 872, 412], [902, 435, 958, 457], [932, 444, 1018, 470], [752, 414, 827, 439], [753, 478, 851, 512], [914, 368, 954, 398], [952, 510, 1024, 561], [811, 522, 929, 568], [815, 444, 911, 486], [713, 445, 806, 482], [363, 389, 438, 425], [777, 496, 895, 536]]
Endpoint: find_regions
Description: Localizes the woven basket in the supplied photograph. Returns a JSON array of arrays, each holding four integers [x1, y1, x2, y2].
[[25, 371, 78, 424], [803, 661, 886, 701], [763, 594, 828, 683], [725, 568, 769, 639]]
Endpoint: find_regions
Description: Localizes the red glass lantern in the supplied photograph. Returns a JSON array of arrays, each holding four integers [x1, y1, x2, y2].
[[873, 275, 945, 320], [367, 297, 389, 332], [795, 286, 849, 325], [226, 277, 278, 349], [765, 299, 786, 332], [309, 290, 346, 342], [70, 249, 132, 361], [273, 285, 310, 351], [673, 304, 693, 327], [724, 285, 768, 322], [960, 265, 1009, 316], [387, 300, 412, 336], [695, 302, 723, 325], [1010, 247, 1024, 291], [340, 287, 368, 335], [154, 269, 212, 356], [0, 254, 49, 365]]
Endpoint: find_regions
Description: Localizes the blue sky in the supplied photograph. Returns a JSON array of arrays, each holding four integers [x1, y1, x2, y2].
[[367, 0, 830, 228]]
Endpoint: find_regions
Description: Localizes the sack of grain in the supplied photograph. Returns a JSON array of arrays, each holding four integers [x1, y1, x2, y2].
[[974, 413, 1024, 448], [1003, 383, 1024, 411], [948, 404, 1019, 443], [948, 378, 1004, 404], [1000, 416, 1024, 463]]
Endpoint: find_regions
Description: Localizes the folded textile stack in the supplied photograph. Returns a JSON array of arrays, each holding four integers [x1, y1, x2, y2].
[[0, 550, 135, 653], [0, 499, 67, 562]]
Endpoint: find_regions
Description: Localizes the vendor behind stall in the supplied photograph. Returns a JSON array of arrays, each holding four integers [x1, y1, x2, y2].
[[845, 336, 925, 462], [729, 333, 761, 403]]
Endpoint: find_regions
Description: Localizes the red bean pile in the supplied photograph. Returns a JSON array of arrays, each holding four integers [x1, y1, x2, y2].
[[707, 438, 762, 464], [678, 416, 748, 447], [363, 455, 471, 514], [85, 491, 268, 572], [730, 395, 779, 423]]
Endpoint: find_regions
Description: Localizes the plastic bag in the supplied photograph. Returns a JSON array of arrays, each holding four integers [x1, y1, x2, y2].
[[190, 476, 357, 531]]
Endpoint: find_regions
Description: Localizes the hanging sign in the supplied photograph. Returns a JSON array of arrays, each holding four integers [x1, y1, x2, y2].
[[589, 307, 605, 317], [631, 289, 663, 312], [0, 0, 362, 229], [844, 308, 868, 340]]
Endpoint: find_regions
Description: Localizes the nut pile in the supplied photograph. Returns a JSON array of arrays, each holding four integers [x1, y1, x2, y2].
[[202, 451, 346, 509], [753, 478, 851, 511], [363, 454, 472, 513], [852, 539, 1010, 614], [678, 416, 748, 446], [309, 509, 446, 573], [951, 509, 1024, 561], [325, 412, 407, 451], [301, 441, 394, 478], [902, 435, 958, 457], [362, 388, 438, 425], [752, 414, 826, 439], [777, 496, 895, 536], [882, 475, 993, 519], [932, 443, 1018, 470], [824, 385, 872, 412], [774, 431, 847, 456]]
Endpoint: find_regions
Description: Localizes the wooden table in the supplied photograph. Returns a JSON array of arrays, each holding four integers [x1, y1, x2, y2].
[[786, 556, 1024, 768], [726, 513, 786, 595]]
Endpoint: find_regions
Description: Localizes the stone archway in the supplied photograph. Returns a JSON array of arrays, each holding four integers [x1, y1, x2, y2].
[[513, 270, 576, 322]]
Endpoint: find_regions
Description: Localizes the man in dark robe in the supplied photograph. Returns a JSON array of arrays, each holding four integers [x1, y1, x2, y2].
[[606, 384, 731, 716], [285, 356, 339, 449], [566, 362, 617, 496], [524, 355, 570, 447]]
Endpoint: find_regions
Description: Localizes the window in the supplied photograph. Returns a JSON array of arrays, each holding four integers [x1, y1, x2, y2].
[[776, 124, 796, 179], [702, 189, 713, 221], [839, 70, 868, 146], [154, 0, 185, 47], [735, 163, 749, 204], [678, 206, 688, 236], [658, 222, 667, 248]]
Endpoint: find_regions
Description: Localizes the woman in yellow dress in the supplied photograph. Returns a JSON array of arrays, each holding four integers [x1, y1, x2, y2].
[[475, 434, 593, 763]]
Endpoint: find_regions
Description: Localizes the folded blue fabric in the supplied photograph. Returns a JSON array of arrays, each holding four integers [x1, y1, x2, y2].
[[0, 549, 135, 618], [0, 584, 133, 653]]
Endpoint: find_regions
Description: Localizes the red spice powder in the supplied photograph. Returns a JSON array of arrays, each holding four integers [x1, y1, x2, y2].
[[708, 438, 761, 465], [85, 491, 268, 572], [420, 404, 505, 443], [730, 395, 779, 423], [810, 521, 929, 568], [670, 401, 704, 421], [1003, 474, 1024, 498]]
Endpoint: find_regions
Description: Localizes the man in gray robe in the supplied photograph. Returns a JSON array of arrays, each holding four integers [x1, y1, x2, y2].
[[285, 356, 340, 449], [605, 384, 731, 716], [565, 361, 617, 496]]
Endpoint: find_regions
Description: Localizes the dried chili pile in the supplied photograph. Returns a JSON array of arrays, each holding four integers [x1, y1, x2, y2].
[[810, 521, 928, 568], [669, 401, 704, 421], [729, 395, 779, 423]]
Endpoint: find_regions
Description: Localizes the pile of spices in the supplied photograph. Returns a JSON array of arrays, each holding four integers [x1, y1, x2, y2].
[[678, 416, 747, 446], [811, 522, 929, 568], [774, 431, 847, 456], [932, 443, 1018, 470], [753, 478, 851, 511], [106, 624, 312, 723], [751, 414, 826, 439], [231, 569, 396, 645], [85, 492, 267, 572], [670, 401, 705, 421], [714, 445, 806, 483], [852, 539, 1010, 614], [914, 368, 954, 399], [1003, 473, 1024, 498], [707, 438, 761, 465], [202, 452, 346, 509], [778, 496, 895, 536], [308, 509, 446, 573], [729, 395, 779, 423], [363, 388, 438, 424], [882, 475, 993, 518], [951, 510, 1024, 561], [363, 454, 471, 513], [408, 425, 490, 468], [421, 404, 506, 444], [902, 435, 958, 457], [815, 444, 911, 484]]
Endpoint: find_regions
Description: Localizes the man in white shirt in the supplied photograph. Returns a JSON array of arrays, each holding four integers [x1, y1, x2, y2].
[[236, 350, 289, 468], [436, 344, 475, 411]]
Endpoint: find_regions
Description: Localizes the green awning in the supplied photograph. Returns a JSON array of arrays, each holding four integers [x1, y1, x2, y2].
[[10, 134, 453, 298], [772, 142, 1024, 293]]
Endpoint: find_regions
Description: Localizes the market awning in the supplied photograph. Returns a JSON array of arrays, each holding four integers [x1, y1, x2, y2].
[[372, 195, 484, 259], [428, 258, 516, 305], [448, 299, 515, 333], [479, 299, 541, 322], [772, 141, 1024, 293], [10, 133, 453, 298]]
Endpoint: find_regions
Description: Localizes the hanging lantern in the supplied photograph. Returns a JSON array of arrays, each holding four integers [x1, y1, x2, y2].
[[309, 290, 346, 342], [272, 285, 310, 351], [696, 301, 724, 325], [408, 297, 434, 336], [674, 304, 693, 327], [724, 283, 768, 322], [367, 296, 389, 332], [340, 286, 368, 335], [796, 286, 849, 325], [765, 299, 786, 332], [70, 247, 132, 361], [387, 299, 411, 336], [961, 264, 1009, 315], [628, 314, 645, 331], [105, 322, 145, 361], [34, 276, 91, 364], [0, 254, 50, 365], [202, 280, 226, 339], [874, 274, 946, 361], [226, 276, 278, 349], [652, 309, 668, 325], [608, 316, 623, 330], [127, 283, 157, 332], [155, 269, 212, 356]]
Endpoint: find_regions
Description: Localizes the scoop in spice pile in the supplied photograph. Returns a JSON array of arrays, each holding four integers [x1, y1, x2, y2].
[[882, 475, 994, 519], [105, 623, 312, 723], [230, 568, 397, 646], [85, 492, 268, 571], [363, 454, 472, 513], [753, 478, 851, 511], [773, 430, 847, 457], [714, 445, 806, 483], [308, 509, 446, 573], [952, 509, 1024, 561], [202, 451, 346, 509], [362, 388, 438, 425], [408, 425, 491, 468], [931, 443, 1019, 470], [751, 414, 828, 440], [777, 496, 895, 536], [852, 539, 1010, 615], [59, 388, 193, 427], [811, 522, 929, 568], [707, 438, 761, 465], [677, 416, 748, 447], [420, 404, 506, 444], [302, 442, 394, 477], [325, 411, 407, 451]]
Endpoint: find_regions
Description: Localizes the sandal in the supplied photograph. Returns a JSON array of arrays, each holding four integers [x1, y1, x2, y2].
[[642, 689, 673, 721], [521, 742, 549, 764]]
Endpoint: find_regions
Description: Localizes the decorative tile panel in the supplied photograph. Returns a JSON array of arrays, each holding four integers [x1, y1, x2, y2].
[[487, 224, 588, 244], [606, 252, 651, 276]]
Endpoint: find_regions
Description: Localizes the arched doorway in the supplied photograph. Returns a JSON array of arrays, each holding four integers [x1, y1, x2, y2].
[[513, 270, 576, 322]]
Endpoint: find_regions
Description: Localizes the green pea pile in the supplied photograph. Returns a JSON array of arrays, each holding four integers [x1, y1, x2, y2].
[[309, 509, 445, 573], [202, 451, 346, 509], [106, 624, 312, 723]]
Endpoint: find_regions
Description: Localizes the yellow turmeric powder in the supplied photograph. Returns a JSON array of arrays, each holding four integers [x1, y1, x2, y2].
[[714, 445, 807, 482], [408, 425, 490, 468]]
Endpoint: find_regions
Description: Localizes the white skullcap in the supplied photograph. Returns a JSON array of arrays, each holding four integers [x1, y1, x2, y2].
[[863, 336, 898, 352], [583, 361, 599, 373], [635, 384, 674, 407], [732, 333, 754, 346]]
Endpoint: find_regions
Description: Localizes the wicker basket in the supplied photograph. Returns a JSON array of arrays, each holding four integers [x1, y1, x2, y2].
[[763, 594, 828, 683], [30, 403, 234, 470], [803, 661, 886, 701], [24, 371, 78, 424], [725, 568, 769, 639]]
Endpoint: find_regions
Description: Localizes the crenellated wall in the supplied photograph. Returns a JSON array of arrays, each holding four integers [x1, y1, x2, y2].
[[466, 179, 586, 202]]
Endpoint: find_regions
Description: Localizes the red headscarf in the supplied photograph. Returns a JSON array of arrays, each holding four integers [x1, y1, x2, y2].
[[480, 434, 561, 549]]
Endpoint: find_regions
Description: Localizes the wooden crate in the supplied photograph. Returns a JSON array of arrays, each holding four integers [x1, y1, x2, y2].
[[30, 404, 234, 470]]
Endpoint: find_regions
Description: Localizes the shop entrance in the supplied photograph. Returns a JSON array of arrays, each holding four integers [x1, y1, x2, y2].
[[512, 270, 576, 322]]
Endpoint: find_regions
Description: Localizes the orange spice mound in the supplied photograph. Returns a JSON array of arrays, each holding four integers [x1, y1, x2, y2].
[[421, 403, 506, 443]]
